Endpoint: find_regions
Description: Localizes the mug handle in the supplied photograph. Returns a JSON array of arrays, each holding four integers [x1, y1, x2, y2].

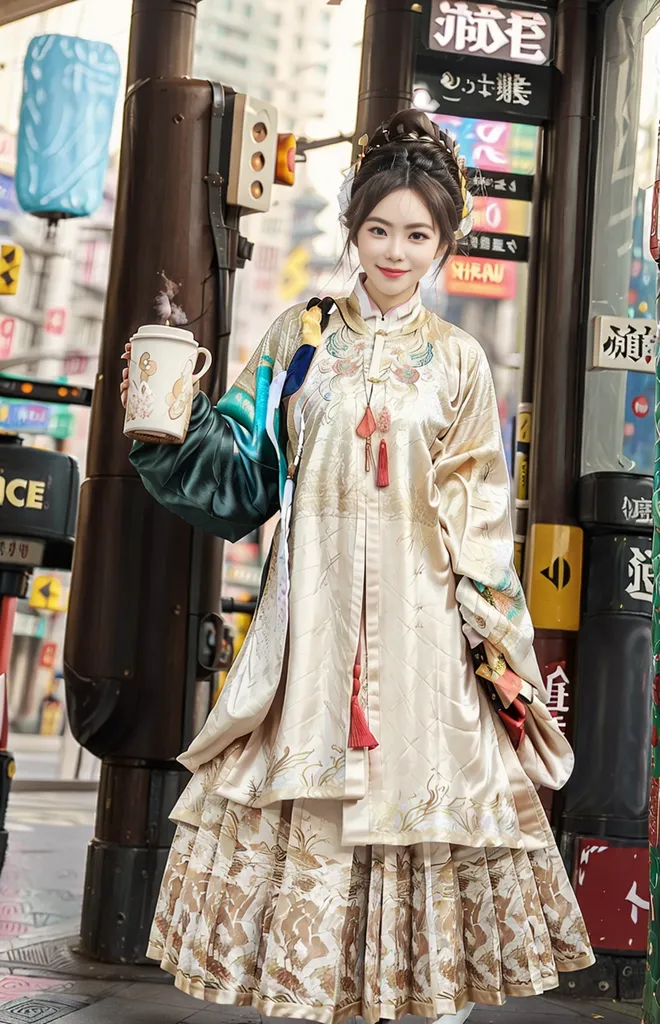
[[192, 347, 213, 383]]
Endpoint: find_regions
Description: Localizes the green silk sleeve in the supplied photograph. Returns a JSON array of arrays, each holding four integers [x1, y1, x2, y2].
[[129, 391, 280, 544]]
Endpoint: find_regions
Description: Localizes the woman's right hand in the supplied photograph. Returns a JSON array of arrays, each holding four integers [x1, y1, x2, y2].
[[120, 342, 131, 408]]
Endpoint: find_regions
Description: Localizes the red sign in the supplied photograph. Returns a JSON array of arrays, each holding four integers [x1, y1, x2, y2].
[[44, 308, 66, 336], [632, 394, 649, 418], [63, 354, 89, 376], [573, 838, 649, 953], [0, 316, 15, 359], [445, 256, 517, 299], [39, 642, 57, 669]]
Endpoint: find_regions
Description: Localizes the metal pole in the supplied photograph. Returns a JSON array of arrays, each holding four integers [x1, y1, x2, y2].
[[513, 135, 545, 581], [354, 0, 420, 156], [523, 0, 595, 815]]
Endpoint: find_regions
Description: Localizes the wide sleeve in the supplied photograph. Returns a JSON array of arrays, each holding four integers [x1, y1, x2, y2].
[[433, 342, 546, 701], [129, 306, 302, 544]]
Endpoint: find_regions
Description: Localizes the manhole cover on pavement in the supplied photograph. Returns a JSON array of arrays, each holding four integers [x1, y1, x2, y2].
[[0, 992, 88, 1022]]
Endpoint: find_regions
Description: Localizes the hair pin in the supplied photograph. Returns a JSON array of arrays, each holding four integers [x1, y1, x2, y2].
[[356, 133, 369, 172]]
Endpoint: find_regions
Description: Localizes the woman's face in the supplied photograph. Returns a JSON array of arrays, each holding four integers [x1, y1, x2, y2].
[[355, 188, 443, 311]]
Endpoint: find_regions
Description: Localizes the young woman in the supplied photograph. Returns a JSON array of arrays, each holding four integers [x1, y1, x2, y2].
[[121, 109, 594, 1024]]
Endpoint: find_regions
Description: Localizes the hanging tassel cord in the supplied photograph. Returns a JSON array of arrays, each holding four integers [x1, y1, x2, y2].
[[377, 438, 389, 488], [348, 642, 378, 750]]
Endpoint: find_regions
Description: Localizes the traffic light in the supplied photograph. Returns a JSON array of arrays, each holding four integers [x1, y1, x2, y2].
[[227, 94, 278, 214], [0, 376, 92, 406], [275, 133, 296, 187]]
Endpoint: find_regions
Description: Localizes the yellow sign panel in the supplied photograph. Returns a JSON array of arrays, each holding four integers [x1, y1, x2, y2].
[[524, 523, 583, 632], [279, 246, 309, 303], [515, 452, 529, 504], [513, 538, 524, 576], [516, 407, 532, 445], [30, 575, 63, 612], [0, 244, 23, 295]]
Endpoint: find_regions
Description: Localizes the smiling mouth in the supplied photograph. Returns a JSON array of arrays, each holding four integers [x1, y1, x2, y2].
[[377, 266, 409, 279]]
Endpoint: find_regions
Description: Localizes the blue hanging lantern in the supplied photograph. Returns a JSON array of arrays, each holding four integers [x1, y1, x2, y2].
[[16, 34, 121, 221]]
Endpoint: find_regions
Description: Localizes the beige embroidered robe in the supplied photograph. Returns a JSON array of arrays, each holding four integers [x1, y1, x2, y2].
[[135, 287, 573, 852]]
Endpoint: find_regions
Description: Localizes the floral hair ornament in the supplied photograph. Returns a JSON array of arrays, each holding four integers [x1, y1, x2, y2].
[[337, 133, 369, 226]]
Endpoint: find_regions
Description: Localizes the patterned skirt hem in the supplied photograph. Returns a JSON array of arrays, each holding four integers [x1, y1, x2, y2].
[[147, 941, 593, 1023], [149, 795, 594, 1023]]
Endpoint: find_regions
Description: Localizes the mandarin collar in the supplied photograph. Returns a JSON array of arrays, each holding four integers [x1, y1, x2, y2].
[[338, 278, 431, 338], [352, 273, 422, 327]]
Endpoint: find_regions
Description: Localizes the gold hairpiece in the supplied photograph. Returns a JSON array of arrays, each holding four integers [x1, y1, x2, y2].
[[356, 133, 369, 173]]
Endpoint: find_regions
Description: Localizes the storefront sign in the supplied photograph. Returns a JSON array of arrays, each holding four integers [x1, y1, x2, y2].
[[0, 400, 74, 439], [445, 256, 516, 298], [416, 55, 551, 124], [429, 2, 553, 65], [465, 230, 529, 261], [573, 839, 649, 953], [471, 195, 530, 234], [433, 115, 537, 173], [593, 315, 656, 373], [468, 168, 533, 200]]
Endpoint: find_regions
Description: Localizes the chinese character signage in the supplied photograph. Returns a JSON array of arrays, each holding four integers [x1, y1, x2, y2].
[[464, 230, 529, 261], [415, 57, 551, 124], [625, 544, 653, 606], [468, 168, 533, 201], [429, 2, 553, 65], [445, 256, 516, 299], [592, 316, 656, 373], [621, 494, 653, 526]]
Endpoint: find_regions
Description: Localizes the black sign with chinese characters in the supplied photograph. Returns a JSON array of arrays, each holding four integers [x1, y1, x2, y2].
[[579, 472, 653, 535], [463, 230, 529, 262], [429, 1, 553, 66], [584, 534, 653, 618], [415, 52, 552, 124], [467, 168, 533, 201]]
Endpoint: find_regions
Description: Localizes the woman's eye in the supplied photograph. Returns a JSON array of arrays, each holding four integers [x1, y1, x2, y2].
[[369, 227, 386, 236], [410, 232, 429, 242]]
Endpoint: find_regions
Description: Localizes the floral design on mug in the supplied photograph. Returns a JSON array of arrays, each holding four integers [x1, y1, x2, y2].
[[125, 379, 155, 423], [139, 352, 158, 382], [166, 358, 194, 421]]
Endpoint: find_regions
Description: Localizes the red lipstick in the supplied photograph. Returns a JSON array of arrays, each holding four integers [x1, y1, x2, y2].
[[377, 266, 408, 279]]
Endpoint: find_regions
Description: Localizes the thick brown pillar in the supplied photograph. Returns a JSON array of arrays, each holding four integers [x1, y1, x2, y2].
[[126, 0, 197, 86], [354, 0, 420, 153], [523, 0, 596, 818], [64, 0, 230, 964]]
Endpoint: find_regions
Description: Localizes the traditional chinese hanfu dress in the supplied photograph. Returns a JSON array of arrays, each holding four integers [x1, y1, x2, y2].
[[131, 278, 594, 1023]]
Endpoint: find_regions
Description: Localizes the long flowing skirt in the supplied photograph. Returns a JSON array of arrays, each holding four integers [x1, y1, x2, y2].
[[147, 788, 594, 1024]]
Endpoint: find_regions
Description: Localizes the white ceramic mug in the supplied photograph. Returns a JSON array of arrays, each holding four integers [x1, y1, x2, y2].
[[123, 324, 212, 444]]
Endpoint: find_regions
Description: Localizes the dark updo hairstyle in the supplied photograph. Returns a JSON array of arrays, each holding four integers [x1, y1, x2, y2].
[[343, 108, 468, 271]]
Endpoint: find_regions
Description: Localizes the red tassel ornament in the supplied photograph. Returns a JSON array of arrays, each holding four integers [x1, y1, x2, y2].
[[357, 406, 377, 438], [348, 656, 378, 750], [377, 439, 389, 488]]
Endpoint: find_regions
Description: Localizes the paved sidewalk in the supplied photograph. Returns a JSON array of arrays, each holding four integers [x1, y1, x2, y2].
[[0, 787, 642, 1024]]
